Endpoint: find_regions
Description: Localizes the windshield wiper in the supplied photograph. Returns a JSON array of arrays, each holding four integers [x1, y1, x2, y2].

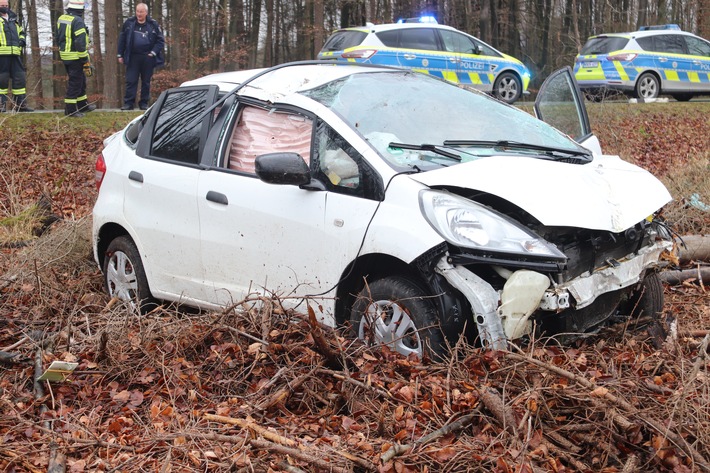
[[389, 142, 461, 161], [443, 140, 592, 162]]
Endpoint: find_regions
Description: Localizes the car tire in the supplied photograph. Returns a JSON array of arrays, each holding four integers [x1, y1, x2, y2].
[[634, 72, 660, 100], [350, 276, 446, 359], [628, 272, 664, 319], [104, 236, 157, 314], [493, 72, 522, 104], [671, 93, 693, 102]]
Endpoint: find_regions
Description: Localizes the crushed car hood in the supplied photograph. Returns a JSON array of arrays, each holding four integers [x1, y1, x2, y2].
[[409, 154, 672, 233]]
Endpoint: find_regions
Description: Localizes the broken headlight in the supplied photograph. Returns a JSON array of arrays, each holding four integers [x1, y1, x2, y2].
[[419, 190, 566, 259]]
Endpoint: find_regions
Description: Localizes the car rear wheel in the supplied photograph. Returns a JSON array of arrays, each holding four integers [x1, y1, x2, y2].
[[671, 93, 693, 102], [350, 276, 446, 358], [104, 236, 157, 314], [635, 73, 660, 100], [493, 72, 522, 104]]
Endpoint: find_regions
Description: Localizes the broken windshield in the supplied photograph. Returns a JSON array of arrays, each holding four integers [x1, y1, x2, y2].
[[301, 71, 588, 170]]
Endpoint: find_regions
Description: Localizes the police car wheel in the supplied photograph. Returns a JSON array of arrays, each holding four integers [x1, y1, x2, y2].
[[493, 72, 521, 104], [635, 73, 660, 100]]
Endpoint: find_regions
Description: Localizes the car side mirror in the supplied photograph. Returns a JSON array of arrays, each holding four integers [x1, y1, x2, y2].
[[255, 152, 311, 186]]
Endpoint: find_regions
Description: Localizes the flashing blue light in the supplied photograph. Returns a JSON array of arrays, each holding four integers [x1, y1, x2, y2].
[[396, 15, 438, 24]]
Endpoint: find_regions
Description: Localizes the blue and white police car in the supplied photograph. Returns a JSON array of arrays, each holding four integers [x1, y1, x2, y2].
[[574, 24, 710, 101], [317, 18, 531, 104]]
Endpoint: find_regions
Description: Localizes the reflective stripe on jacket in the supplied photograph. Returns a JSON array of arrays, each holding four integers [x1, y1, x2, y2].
[[0, 11, 25, 56], [56, 13, 89, 61]]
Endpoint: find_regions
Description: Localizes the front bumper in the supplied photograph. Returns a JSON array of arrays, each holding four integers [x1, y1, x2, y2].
[[435, 237, 672, 347]]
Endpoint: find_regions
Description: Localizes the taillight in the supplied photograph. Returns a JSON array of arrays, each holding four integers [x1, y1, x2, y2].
[[607, 53, 638, 62], [342, 49, 377, 59], [95, 153, 106, 190]]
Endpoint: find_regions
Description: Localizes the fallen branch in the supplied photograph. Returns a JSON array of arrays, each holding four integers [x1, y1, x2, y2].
[[203, 413, 298, 447], [254, 365, 320, 411], [250, 438, 351, 473], [659, 268, 710, 285], [381, 409, 480, 464], [0, 350, 31, 365]]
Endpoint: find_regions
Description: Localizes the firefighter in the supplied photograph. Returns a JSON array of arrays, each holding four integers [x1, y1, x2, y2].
[[0, 0, 32, 112], [56, 0, 94, 117]]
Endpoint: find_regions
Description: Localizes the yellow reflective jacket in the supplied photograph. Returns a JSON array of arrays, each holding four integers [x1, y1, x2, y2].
[[56, 12, 89, 61], [0, 10, 25, 56]]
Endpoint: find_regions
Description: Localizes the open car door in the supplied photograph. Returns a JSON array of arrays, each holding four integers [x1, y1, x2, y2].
[[534, 66, 602, 155]]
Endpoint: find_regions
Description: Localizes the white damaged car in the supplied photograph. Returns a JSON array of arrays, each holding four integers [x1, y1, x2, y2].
[[92, 62, 673, 356]]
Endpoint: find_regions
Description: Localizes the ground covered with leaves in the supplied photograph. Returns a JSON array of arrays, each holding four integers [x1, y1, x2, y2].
[[1, 104, 709, 472]]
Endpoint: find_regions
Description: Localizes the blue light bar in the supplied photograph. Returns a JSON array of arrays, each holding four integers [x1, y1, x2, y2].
[[396, 16, 438, 24], [639, 24, 680, 31]]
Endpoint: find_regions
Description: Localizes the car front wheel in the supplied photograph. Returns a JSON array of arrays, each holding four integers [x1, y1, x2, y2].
[[350, 276, 446, 359], [629, 272, 664, 319], [104, 236, 156, 313], [493, 72, 522, 104], [635, 73, 660, 100]]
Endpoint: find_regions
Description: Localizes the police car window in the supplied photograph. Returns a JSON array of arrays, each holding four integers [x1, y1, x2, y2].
[[636, 37, 654, 50], [376, 30, 399, 47], [396, 28, 439, 51], [655, 35, 686, 54], [685, 36, 710, 57], [440, 30, 477, 54], [580, 37, 629, 54], [322, 31, 367, 51], [151, 89, 211, 164]]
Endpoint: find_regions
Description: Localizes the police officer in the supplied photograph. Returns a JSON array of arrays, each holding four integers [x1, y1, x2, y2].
[[117, 3, 164, 110], [0, 0, 32, 112], [56, 0, 94, 117]]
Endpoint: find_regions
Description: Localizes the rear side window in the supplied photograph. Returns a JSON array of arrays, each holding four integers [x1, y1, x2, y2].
[[654, 34, 686, 54], [377, 28, 439, 51], [580, 36, 629, 54], [321, 31, 367, 51], [151, 89, 211, 164]]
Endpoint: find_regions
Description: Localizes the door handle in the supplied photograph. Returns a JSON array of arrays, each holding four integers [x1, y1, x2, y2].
[[693, 60, 701, 65], [128, 171, 143, 183], [402, 54, 416, 60], [206, 190, 228, 205], [658, 57, 668, 62], [448, 57, 459, 63]]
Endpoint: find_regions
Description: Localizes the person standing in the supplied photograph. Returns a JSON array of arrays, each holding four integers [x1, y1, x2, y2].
[[0, 0, 32, 112], [118, 3, 164, 111], [56, 0, 94, 117]]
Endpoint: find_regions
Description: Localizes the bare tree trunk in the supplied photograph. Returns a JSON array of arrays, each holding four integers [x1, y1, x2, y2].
[[50, 0, 63, 109], [313, 0, 324, 55], [227, 0, 246, 69], [263, 0, 274, 66], [103, 0, 120, 108], [90, 0, 103, 107], [249, 0, 262, 67], [26, 0, 42, 108]]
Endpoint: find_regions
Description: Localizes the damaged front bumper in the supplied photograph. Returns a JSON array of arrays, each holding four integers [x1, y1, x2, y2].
[[435, 238, 673, 349]]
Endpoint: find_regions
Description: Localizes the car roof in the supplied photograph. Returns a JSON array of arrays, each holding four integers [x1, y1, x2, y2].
[[180, 63, 394, 96], [338, 22, 462, 34], [588, 29, 697, 40]]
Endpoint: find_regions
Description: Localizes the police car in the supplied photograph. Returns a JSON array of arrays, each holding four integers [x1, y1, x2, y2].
[[317, 18, 531, 104], [574, 24, 710, 101]]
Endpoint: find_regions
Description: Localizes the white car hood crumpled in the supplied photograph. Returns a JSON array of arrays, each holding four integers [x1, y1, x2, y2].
[[409, 154, 672, 233]]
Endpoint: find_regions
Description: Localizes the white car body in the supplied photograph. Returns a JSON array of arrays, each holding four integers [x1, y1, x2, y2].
[[93, 62, 672, 355]]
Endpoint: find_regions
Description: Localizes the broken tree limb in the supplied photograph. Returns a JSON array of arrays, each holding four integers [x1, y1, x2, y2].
[[249, 438, 352, 473], [0, 350, 32, 366], [203, 413, 298, 447], [676, 235, 710, 264], [659, 267, 710, 285], [380, 409, 481, 464], [254, 365, 320, 411], [479, 386, 517, 436]]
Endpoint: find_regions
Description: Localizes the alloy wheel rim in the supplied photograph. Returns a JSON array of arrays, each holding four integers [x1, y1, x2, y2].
[[106, 251, 138, 305]]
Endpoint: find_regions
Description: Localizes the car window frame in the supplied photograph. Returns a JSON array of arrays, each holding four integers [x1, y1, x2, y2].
[[136, 84, 220, 166]]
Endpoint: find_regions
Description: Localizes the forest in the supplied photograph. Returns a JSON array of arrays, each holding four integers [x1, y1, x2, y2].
[[6, 0, 710, 110]]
